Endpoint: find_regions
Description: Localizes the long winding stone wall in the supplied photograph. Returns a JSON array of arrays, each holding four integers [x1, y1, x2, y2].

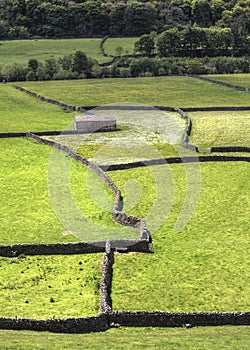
[[26, 132, 151, 245]]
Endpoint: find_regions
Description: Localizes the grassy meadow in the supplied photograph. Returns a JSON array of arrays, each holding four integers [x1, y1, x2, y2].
[[0, 37, 138, 67], [20, 75, 250, 108], [0, 38, 107, 65], [103, 37, 137, 56], [111, 162, 250, 312], [0, 84, 73, 132], [0, 254, 102, 319], [0, 74, 249, 347], [190, 110, 250, 149]]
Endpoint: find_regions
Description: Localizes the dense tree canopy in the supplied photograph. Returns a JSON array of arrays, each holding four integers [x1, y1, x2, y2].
[[0, 0, 249, 40]]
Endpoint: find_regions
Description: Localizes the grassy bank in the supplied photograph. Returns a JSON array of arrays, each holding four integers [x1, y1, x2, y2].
[[0, 37, 138, 67], [0, 39, 107, 65]]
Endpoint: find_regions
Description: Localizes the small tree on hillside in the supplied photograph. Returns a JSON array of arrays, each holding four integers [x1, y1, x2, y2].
[[134, 34, 155, 56], [72, 50, 89, 74], [28, 59, 39, 73]]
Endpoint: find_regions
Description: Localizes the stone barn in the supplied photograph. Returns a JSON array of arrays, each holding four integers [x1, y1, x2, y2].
[[75, 114, 116, 133]]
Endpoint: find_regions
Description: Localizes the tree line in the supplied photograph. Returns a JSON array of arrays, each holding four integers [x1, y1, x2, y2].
[[0, 0, 249, 45], [1, 50, 249, 82]]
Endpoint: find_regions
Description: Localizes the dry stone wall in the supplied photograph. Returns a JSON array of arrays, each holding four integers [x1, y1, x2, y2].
[[100, 241, 114, 313], [177, 108, 198, 151], [12, 84, 76, 111], [110, 311, 250, 328], [0, 239, 151, 257], [0, 311, 249, 334], [27, 132, 151, 247], [188, 75, 250, 92], [0, 314, 109, 333]]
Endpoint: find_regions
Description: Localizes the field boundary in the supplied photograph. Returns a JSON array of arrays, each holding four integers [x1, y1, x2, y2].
[[189, 75, 250, 92], [12, 84, 77, 111], [0, 312, 249, 333], [1, 240, 249, 333], [0, 130, 117, 138], [26, 133, 151, 244], [100, 155, 250, 171], [1, 85, 249, 333]]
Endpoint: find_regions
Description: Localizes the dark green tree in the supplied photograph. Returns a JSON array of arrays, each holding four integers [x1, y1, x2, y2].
[[134, 34, 155, 56], [72, 51, 89, 74], [157, 28, 182, 57], [123, 2, 157, 36], [192, 0, 212, 27], [45, 58, 59, 79], [28, 59, 39, 72]]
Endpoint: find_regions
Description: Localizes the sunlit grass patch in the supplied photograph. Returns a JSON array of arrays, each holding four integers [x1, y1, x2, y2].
[[0, 38, 109, 66], [103, 37, 138, 56], [190, 110, 250, 149], [0, 254, 102, 319], [0, 84, 73, 133]]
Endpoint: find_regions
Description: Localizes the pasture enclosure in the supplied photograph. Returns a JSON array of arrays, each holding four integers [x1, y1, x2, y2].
[[0, 38, 138, 67], [0, 75, 249, 343], [0, 39, 107, 65]]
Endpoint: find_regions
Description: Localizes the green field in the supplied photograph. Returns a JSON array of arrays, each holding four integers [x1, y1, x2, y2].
[[0, 326, 250, 350], [190, 110, 250, 149], [0, 254, 101, 319], [0, 75, 249, 347], [0, 38, 138, 67], [20, 76, 250, 108], [103, 37, 138, 56], [0, 38, 107, 65], [111, 162, 250, 312], [204, 74, 250, 88], [0, 84, 73, 133]]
